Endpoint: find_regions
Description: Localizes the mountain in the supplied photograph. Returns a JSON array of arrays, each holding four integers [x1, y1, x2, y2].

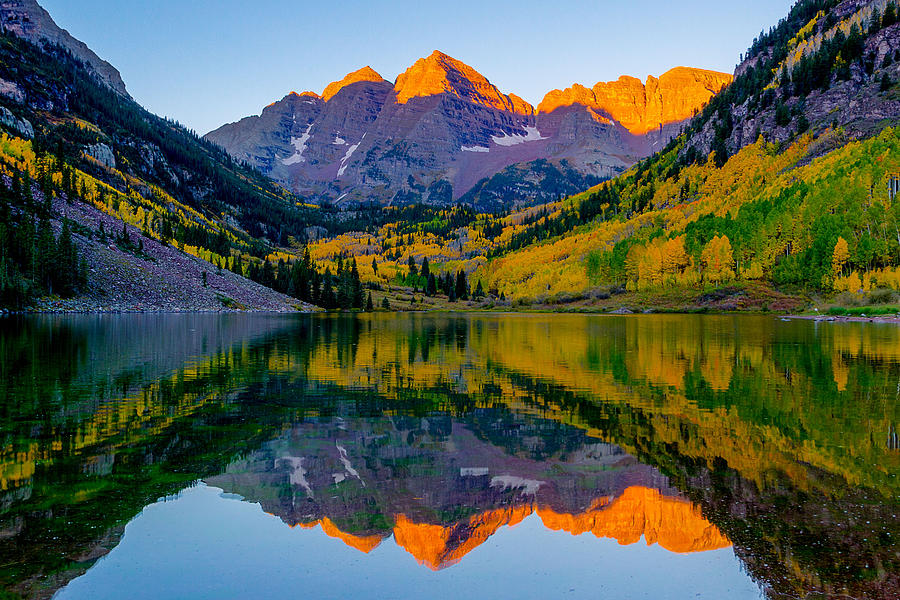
[[0, 0, 128, 96], [205, 52, 730, 209], [473, 0, 900, 303], [283, 0, 900, 313], [205, 417, 730, 571], [0, 2, 328, 309]]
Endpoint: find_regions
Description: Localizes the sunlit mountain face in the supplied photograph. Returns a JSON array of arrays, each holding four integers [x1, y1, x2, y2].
[[0, 314, 897, 600]]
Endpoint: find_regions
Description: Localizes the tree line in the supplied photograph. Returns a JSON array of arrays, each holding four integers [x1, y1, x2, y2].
[[0, 170, 87, 307]]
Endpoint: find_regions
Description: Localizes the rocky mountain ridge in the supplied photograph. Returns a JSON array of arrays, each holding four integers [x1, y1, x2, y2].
[[683, 0, 900, 164], [0, 0, 128, 96], [205, 51, 731, 209]]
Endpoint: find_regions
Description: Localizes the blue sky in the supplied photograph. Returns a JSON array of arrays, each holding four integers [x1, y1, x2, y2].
[[40, 0, 794, 135]]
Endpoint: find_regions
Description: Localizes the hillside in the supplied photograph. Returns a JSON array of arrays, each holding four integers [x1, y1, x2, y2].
[[476, 0, 900, 305], [0, 5, 332, 310], [268, 0, 900, 312], [205, 53, 730, 210]]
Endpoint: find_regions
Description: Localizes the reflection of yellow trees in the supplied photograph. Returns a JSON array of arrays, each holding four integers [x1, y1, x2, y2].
[[0, 444, 36, 491], [0, 344, 261, 492], [296, 315, 898, 497]]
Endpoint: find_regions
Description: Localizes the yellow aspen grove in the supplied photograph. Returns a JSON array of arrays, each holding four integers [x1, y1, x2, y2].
[[625, 245, 644, 290], [832, 237, 850, 278], [702, 235, 735, 284], [640, 243, 664, 287], [662, 236, 691, 277]]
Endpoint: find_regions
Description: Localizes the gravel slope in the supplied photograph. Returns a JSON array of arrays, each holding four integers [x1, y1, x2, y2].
[[31, 195, 315, 313]]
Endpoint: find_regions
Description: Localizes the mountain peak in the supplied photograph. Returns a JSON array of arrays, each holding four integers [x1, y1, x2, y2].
[[0, 0, 129, 96], [394, 50, 532, 114], [539, 67, 731, 135], [322, 66, 387, 102]]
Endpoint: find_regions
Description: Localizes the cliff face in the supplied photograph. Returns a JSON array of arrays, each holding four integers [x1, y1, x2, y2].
[[0, 0, 129, 96], [205, 54, 729, 209], [586, 68, 733, 136]]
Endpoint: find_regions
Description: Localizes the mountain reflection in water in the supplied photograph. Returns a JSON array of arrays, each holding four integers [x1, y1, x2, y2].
[[205, 417, 730, 571], [0, 313, 896, 600]]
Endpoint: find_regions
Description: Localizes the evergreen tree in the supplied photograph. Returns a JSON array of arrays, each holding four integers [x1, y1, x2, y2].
[[426, 273, 437, 296], [455, 270, 469, 301], [420, 256, 430, 280], [366, 291, 374, 311], [55, 219, 77, 295], [261, 260, 275, 288], [36, 215, 55, 292], [351, 258, 363, 308], [321, 268, 336, 309], [884, 2, 898, 28]]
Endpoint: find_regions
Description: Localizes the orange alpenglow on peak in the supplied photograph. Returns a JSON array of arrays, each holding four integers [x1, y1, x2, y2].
[[287, 91, 321, 99], [537, 486, 732, 554], [267, 90, 320, 108], [293, 517, 385, 553], [394, 50, 534, 115], [392, 506, 532, 571], [538, 67, 733, 135], [285, 486, 729, 568], [389, 486, 729, 570], [321, 66, 388, 102]]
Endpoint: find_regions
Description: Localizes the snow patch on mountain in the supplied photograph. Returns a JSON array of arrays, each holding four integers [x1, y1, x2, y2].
[[337, 134, 365, 177], [490, 475, 544, 495], [336, 444, 365, 486], [282, 124, 313, 165], [278, 456, 313, 496], [491, 126, 547, 147]]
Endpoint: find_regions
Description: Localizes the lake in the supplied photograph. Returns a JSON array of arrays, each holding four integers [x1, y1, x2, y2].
[[0, 313, 897, 599]]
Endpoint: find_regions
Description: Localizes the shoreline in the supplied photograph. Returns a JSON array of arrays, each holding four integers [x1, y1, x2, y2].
[[782, 313, 900, 324], [3, 306, 898, 324]]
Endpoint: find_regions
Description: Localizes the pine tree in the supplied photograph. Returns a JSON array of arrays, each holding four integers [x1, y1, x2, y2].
[[36, 215, 55, 292], [56, 219, 77, 295], [381, 296, 390, 310], [474, 279, 485, 299], [351, 258, 363, 308], [366, 291, 374, 311], [321, 268, 336, 309], [455, 270, 469, 300], [884, 2, 898, 28]]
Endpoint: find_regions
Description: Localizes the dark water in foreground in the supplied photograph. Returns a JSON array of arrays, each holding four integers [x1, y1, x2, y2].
[[0, 313, 897, 599]]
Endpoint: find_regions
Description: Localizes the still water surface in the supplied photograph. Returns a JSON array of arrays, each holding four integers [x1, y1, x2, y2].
[[0, 313, 897, 599]]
